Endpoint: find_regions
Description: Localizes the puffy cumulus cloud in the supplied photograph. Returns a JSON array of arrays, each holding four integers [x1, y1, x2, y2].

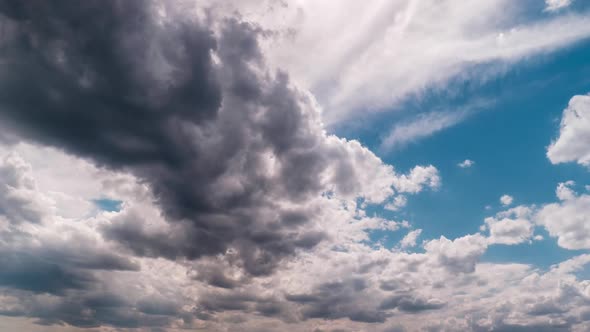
[[547, 93, 590, 167], [391, 165, 440, 194], [2, 153, 590, 331], [0, 151, 180, 330], [188, 238, 590, 331], [500, 194, 514, 206], [400, 229, 422, 249], [384, 195, 407, 212], [536, 181, 590, 250], [557, 180, 577, 201], [424, 234, 488, 273], [0, 0, 439, 280], [0, 153, 49, 224], [484, 206, 534, 245]]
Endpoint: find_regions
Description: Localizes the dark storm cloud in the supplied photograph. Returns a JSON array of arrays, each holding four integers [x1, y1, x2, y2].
[[0, 0, 220, 167], [284, 277, 446, 323], [0, 0, 337, 278], [0, 1, 428, 329], [378, 294, 445, 312], [0, 211, 138, 297], [6, 289, 181, 329], [194, 290, 295, 324], [286, 279, 390, 323], [0, 252, 94, 294]]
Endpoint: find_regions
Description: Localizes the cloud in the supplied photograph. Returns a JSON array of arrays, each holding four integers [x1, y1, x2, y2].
[[239, 0, 590, 123], [424, 234, 488, 273], [484, 206, 534, 245], [1, 2, 590, 331], [2, 154, 590, 331], [458, 159, 475, 168], [536, 182, 590, 249], [392, 165, 440, 193], [547, 93, 590, 167], [500, 194, 514, 206], [400, 229, 422, 248], [545, 0, 573, 12], [384, 195, 407, 212], [0, 0, 439, 280], [381, 111, 468, 151], [556, 180, 577, 201], [0, 153, 49, 224], [0, 2, 446, 329]]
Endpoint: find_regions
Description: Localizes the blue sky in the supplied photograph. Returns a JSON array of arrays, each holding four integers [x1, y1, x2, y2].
[[338, 36, 590, 268]]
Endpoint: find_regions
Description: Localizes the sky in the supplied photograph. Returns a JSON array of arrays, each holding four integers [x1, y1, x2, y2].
[[1, 1, 590, 331]]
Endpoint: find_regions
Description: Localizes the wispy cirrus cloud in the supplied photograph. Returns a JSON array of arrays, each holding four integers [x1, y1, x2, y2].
[[230, 0, 590, 124], [380, 98, 494, 152], [380, 111, 467, 152]]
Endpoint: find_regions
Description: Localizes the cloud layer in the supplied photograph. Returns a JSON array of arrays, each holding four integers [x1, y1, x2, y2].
[[0, 1, 590, 332]]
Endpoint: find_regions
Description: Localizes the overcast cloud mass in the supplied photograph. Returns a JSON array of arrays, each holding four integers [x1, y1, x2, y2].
[[1, 1, 590, 331]]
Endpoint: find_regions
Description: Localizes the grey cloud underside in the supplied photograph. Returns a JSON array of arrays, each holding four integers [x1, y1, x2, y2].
[[0, 1, 429, 329], [0, 0, 353, 277], [1, 289, 183, 329], [283, 278, 445, 324]]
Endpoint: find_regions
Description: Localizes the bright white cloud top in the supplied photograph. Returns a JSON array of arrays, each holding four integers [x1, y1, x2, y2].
[[547, 93, 590, 167], [242, 0, 590, 124]]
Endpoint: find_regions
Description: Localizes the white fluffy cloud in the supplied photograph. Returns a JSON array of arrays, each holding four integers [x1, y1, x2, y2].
[[547, 93, 590, 167], [536, 181, 590, 250], [392, 165, 440, 194], [424, 234, 488, 273], [384, 195, 408, 212], [485, 206, 534, 245], [500, 194, 514, 206]]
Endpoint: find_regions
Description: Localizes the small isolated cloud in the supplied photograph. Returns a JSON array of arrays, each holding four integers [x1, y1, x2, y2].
[[457, 159, 475, 168], [500, 194, 514, 206], [545, 0, 573, 12], [400, 229, 422, 248]]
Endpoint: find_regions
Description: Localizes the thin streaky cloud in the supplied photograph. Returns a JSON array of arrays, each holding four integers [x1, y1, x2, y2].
[[380, 111, 467, 152]]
